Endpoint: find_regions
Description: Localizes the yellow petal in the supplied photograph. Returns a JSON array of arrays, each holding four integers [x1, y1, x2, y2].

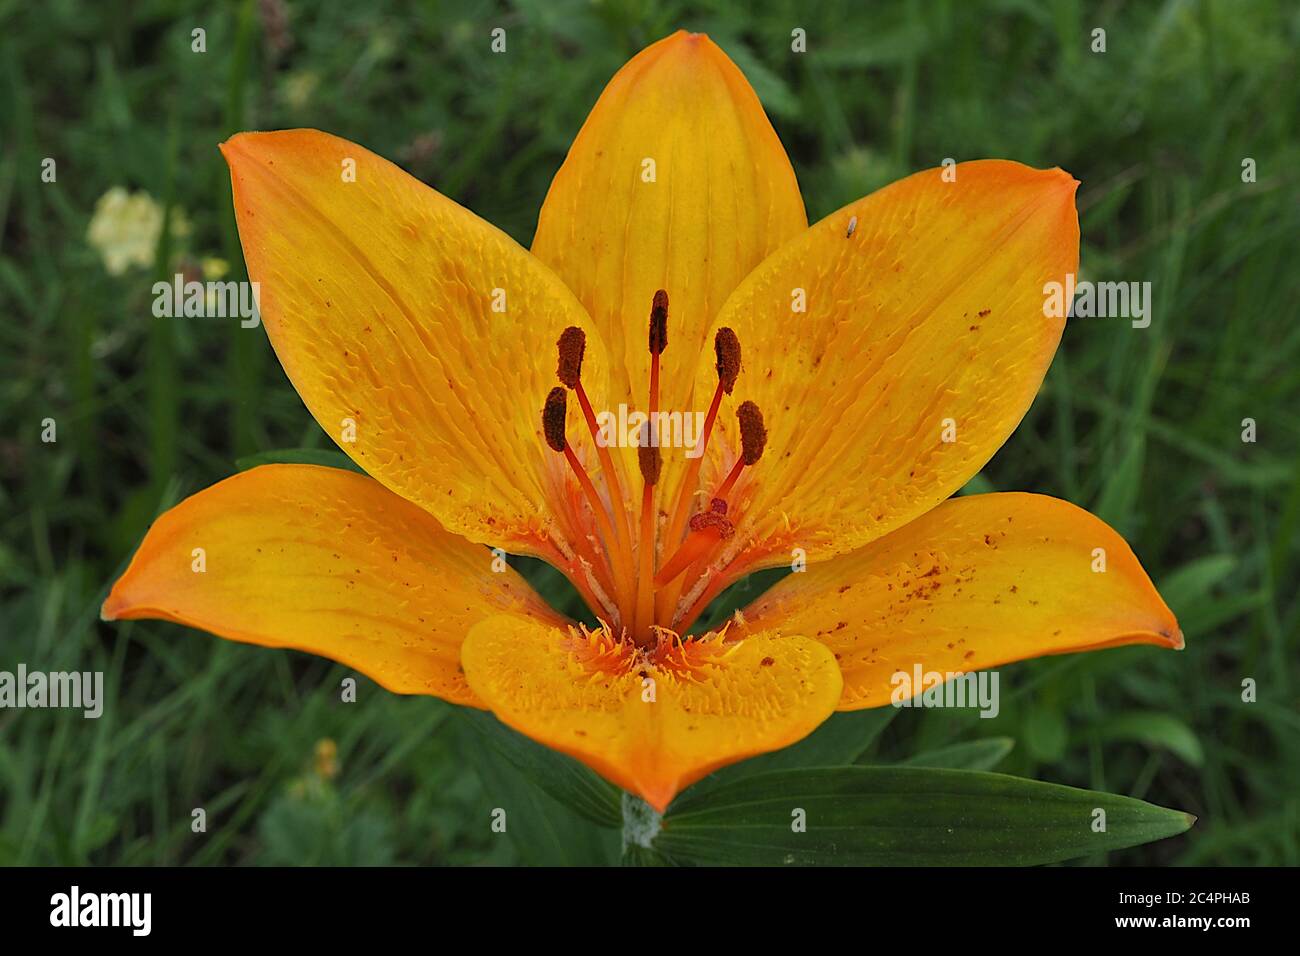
[[461, 617, 841, 811], [741, 493, 1181, 710], [101, 465, 564, 705], [694, 160, 1079, 577], [221, 129, 608, 561], [532, 30, 807, 412]]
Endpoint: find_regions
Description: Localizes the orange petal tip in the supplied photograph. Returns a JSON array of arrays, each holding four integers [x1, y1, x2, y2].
[[99, 588, 126, 622], [218, 133, 255, 172], [217, 132, 248, 161], [665, 28, 707, 44], [218, 129, 321, 168], [1058, 168, 1082, 190], [99, 580, 141, 622]]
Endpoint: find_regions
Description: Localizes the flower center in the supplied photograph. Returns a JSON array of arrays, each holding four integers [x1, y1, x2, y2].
[[541, 291, 765, 648]]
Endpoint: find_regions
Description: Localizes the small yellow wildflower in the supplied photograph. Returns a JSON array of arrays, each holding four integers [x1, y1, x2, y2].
[[86, 187, 189, 276]]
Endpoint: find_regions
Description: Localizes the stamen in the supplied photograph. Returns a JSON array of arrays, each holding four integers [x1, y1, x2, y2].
[[715, 327, 741, 394], [556, 326, 586, 388], [542, 386, 568, 452], [554, 330, 638, 627], [647, 290, 666, 423], [714, 400, 766, 500], [543, 298, 769, 643], [634, 291, 668, 646], [648, 289, 669, 355], [661, 330, 743, 540], [541, 386, 630, 626], [736, 400, 767, 465], [633, 426, 660, 645], [638, 439, 662, 486]]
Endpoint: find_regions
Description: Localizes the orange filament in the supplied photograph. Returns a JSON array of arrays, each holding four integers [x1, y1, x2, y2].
[[633, 457, 658, 642], [543, 384, 633, 623], [655, 328, 740, 623], [572, 379, 636, 576], [541, 303, 766, 644], [555, 326, 637, 627], [560, 447, 622, 606], [634, 292, 667, 642], [714, 456, 745, 501], [562, 443, 621, 557]]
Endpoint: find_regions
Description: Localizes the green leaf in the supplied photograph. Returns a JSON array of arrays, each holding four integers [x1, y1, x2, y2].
[[454, 720, 616, 865], [455, 709, 622, 828], [1094, 432, 1146, 532], [620, 844, 676, 866], [657, 767, 1194, 866], [901, 737, 1015, 771], [673, 707, 895, 806], [1155, 555, 1262, 640], [1023, 704, 1068, 763], [738, 707, 897, 771], [258, 787, 395, 866], [1094, 712, 1204, 767], [234, 448, 363, 473], [1158, 554, 1237, 613]]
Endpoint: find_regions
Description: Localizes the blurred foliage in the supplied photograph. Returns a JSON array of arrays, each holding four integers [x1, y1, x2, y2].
[[1, 0, 1297, 865]]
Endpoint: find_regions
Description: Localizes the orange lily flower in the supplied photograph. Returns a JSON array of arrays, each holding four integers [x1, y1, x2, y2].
[[102, 31, 1182, 813]]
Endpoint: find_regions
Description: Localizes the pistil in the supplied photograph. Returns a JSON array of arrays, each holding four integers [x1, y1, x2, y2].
[[654, 402, 765, 591], [654, 498, 733, 586]]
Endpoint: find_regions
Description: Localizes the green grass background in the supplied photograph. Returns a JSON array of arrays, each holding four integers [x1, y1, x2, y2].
[[1, 0, 1297, 865]]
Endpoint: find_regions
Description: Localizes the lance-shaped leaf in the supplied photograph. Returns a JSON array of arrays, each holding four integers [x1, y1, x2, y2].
[[674, 707, 895, 807], [456, 709, 622, 828], [899, 737, 1016, 771], [657, 766, 1194, 866]]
